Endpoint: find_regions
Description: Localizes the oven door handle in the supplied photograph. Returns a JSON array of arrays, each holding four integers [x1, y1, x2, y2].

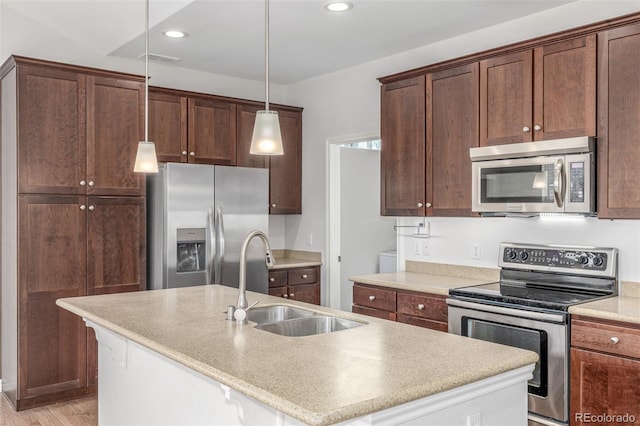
[[446, 298, 566, 323]]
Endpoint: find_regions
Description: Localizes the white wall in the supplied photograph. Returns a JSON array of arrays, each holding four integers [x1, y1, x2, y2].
[[284, 0, 640, 282]]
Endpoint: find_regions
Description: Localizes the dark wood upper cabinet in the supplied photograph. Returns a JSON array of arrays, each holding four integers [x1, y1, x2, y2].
[[597, 24, 640, 219], [480, 34, 595, 146], [187, 97, 237, 165], [427, 63, 479, 217], [148, 91, 188, 163], [480, 50, 533, 146], [533, 35, 596, 141], [380, 76, 426, 216], [17, 66, 87, 195], [269, 108, 302, 214], [87, 76, 145, 196]]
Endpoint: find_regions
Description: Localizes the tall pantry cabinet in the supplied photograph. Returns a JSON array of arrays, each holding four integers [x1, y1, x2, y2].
[[1, 56, 146, 410]]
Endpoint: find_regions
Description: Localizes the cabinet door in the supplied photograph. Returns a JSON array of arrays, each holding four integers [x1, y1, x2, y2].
[[533, 35, 596, 141], [480, 51, 533, 146], [288, 284, 320, 305], [236, 104, 267, 168], [268, 109, 302, 214], [187, 97, 237, 165], [570, 348, 640, 425], [380, 76, 426, 216], [17, 66, 86, 194], [149, 90, 188, 163], [86, 196, 146, 295], [427, 63, 479, 216], [18, 195, 87, 399], [87, 76, 145, 196], [597, 24, 640, 218]]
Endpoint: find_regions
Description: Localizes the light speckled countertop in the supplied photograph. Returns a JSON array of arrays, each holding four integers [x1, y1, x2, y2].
[[57, 285, 536, 426], [569, 296, 640, 325], [271, 249, 322, 269], [348, 272, 494, 296]]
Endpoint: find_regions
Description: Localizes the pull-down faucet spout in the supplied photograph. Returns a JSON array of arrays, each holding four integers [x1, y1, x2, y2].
[[236, 230, 274, 316]]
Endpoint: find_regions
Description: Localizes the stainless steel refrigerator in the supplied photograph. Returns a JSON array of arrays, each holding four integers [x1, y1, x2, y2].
[[147, 163, 269, 292]]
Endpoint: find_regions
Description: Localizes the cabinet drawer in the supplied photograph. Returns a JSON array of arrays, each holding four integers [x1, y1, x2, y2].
[[288, 267, 317, 285], [571, 318, 640, 359], [397, 314, 448, 332], [268, 270, 288, 288], [352, 305, 397, 321], [268, 286, 288, 298], [397, 291, 447, 323], [353, 284, 396, 312]]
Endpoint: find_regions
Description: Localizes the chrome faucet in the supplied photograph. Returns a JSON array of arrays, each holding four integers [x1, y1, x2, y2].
[[233, 230, 275, 322]]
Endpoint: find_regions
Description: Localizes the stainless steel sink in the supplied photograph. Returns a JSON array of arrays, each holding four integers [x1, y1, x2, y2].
[[255, 315, 365, 337], [246, 305, 315, 325]]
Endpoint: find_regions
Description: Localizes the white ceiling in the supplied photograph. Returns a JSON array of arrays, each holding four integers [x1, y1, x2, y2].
[[4, 0, 578, 84]]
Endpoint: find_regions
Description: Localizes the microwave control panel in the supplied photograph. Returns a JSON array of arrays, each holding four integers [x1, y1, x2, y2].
[[569, 161, 585, 203]]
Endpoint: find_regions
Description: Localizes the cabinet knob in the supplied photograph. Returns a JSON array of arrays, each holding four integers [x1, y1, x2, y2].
[[289, 293, 295, 298], [418, 202, 423, 208], [523, 126, 531, 132], [369, 295, 376, 301], [426, 203, 432, 208], [610, 336, 620, 344], [269, 277, 275, 282], [88, 205, 95, 211], [88, 180, 95, 187], [182, 151, 188, 155], [283, 294, 289, 298], [80, 205, 86, 211], [80, 180, 86, 186], [418, 303, 425, 310], [302, 274, 308, 279], [271, 204, 276, 208], [189, 152, 195, 156], [534, 124, 542, 131]]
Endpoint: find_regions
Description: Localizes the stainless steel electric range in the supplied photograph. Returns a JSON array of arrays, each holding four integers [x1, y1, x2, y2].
[[447, 242, 618, 426]]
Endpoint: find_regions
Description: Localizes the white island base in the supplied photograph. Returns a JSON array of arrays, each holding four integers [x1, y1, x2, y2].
[[88, 321, 533, 426]]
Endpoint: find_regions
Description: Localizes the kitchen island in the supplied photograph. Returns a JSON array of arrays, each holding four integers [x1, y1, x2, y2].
[[57, 285, 536, 425]]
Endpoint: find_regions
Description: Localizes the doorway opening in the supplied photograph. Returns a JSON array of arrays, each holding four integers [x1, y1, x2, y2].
[[326, 134, 396, 311]]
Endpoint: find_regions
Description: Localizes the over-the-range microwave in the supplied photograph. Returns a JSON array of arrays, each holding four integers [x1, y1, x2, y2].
[[470, 137, 595, 215]]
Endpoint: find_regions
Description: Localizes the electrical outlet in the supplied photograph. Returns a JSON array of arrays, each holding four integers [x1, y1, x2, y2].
[[306, 233, 313, 246], [421, 240, 430, 256], [466, 412, 482, 426], [414, 240, 422, 255], [472, 243, 481, 260]]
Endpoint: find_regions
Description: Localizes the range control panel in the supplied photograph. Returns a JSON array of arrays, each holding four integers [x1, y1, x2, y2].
[[499, 243, 618, 276]]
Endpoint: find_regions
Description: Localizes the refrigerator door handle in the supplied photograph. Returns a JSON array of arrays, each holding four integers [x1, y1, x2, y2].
[[207, 206, 216, 285], [214, 206, 225, 284]]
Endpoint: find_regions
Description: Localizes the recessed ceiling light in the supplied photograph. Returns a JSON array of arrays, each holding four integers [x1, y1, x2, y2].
[[324, 1, 353, 12], [163, 30, 187, 38]]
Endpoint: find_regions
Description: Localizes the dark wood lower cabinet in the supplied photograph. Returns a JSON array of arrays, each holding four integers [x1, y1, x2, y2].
[[352, 283, 448, 332], [570, 316, 640, 425], [268, 266, 320, 305]]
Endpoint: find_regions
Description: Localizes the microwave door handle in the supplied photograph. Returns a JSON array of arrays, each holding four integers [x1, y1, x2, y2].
[[553, 159, 564, 208]]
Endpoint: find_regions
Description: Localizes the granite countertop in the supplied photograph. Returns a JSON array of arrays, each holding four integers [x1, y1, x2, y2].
[[569, 296, 640, 325], [271, 249, 322, 270], [349, 272, 494, 296], [57, 285, 536, 426]]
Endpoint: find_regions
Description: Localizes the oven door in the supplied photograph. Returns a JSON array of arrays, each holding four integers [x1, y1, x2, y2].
[[447, 299, 568, 425], [472, 155, 566, 213]]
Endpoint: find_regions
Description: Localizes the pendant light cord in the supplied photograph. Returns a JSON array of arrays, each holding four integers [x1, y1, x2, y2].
[[144, 0, 150, 142], [265, 0, 270, 111]]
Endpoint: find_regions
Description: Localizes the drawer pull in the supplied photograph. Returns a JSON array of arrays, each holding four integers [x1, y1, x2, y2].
[[369, 295, 376, 301], [417, 304, 425, 311], [283, 294, 289, 298], [289, 293, 295, 298], [610, 336, 620, 344], [269, 277, 275, 282], [302, 274, 308, 279]]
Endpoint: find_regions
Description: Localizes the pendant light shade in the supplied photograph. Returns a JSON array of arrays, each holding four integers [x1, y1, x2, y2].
[[250, 110, 283, 155], [133, 0, 159, 173], [250, 0, 284, 156]]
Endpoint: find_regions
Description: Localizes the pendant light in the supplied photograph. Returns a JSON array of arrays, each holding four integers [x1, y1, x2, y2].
[[250, 0, 284, 156], [133, 0, 159, 173]]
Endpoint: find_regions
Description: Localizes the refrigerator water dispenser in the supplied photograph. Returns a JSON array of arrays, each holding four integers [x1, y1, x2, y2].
[[176, 228, 206, 273]]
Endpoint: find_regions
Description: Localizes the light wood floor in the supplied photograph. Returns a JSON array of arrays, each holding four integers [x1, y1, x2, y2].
[[0, 395, 97, 426]]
